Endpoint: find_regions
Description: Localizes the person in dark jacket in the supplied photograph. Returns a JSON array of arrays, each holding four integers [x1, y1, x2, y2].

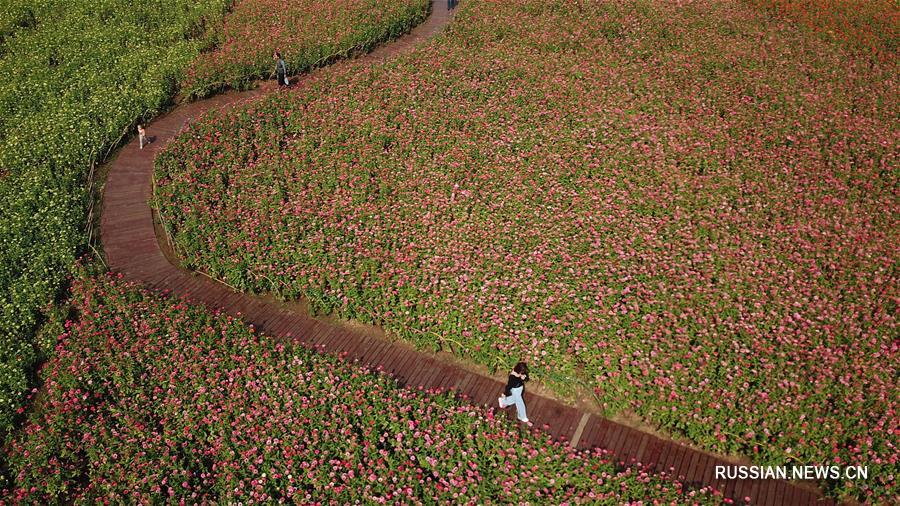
[[272, 51, 288, 86], [498, 361, 532, 426]]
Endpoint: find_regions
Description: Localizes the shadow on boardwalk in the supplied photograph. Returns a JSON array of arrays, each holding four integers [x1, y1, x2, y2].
[[99, 2, 833, 505]]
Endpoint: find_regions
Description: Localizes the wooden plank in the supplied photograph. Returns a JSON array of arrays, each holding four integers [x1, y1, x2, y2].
[[447, 369, 467, 394], [546, 403, 569, 435], [744, 478, 762, 506], [454, 372, 477, 400], [291, 318, 318, 340], [270, 314, 296, 337], [526, 396, 548, 426], [608, 427, 631, 465], [569, 414, 591, 448], [423, 362, 449, 391], [335, 330, 366, 354], [399, 352, 425, 382], [206, 287, 239, 312], [272, 315, 299, 338], [416, 362, 444, 391], [551, 407, 576, 443], [332, 327, 356, 352], [656, 441, 678, 475], [327, 328, 355, 353], [706, 458, 729, 499], [470, 376, 500, 409], [327, 328, 356, 353], [644, 439, 665, 471], [145, 269, 182, 291], [732, 479, 751, 505], [244, 308, 273, 332], [427, 366, 452, 392], [610, 427, 637, 461], [374, 342, 402, 371], [404, 360, 430, 388], [430, 365, 456, 393], [562, 407, 583, 441], [309, 325, 335, 348], [683, 447, 703, 483], [592, 420, 614, 452], [723, 471, 740, 503], [488, 379, 510, 403], [575, 417, 600, 450], [354, 337, 385, 364], [409, 359, 439, 388], [370, 339, 396, 366], [771, 480, 788, 506], [701, 456, 720, 495], [391, 349, 417, 377], [585, 417, 611, 449], [434, 367, 461, 393], [782, 482, 797, 506], [758, 478, 776, 506], [370, 345, 400, 373], [460, 374, 485, 401], [632, 433, 651, 464], [658, 441, 681, 474], [468, 377, 497, 405], [624, 430, 649, 463], [674, 446, 694, 477], [600, 422, 625, 455]]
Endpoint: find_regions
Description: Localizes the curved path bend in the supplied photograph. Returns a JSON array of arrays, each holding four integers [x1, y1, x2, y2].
[[101, 3, 832, 505]]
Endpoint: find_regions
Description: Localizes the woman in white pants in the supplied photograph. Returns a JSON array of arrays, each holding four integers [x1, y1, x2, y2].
[[499, 362, 532, 427], [137, 124, 147, 149]]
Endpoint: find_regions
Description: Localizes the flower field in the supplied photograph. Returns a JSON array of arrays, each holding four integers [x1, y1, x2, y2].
[[744, 0, 898, 59], [2, 270, 720, 503], [154, 0, 899, 501], [180, 0, 430, 99], [0, 0, 230, 436], [0, 0, 430, 438]]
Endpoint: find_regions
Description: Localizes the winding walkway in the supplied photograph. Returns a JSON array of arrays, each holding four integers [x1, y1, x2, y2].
[[101, 3, 832, 505]]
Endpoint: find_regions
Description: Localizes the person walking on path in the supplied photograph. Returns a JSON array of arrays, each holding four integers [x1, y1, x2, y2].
[[499, 362, 532, 427], [272, 51, 288, 87], [137, 124, 147, 150]]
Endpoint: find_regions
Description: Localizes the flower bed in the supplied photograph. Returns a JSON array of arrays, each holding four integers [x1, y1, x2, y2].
[[2, 271, 719, 504], [0, 0, 231, 436], [180, 0, 429, 99], [154, 0, 899, 501], [744, 0, 898, 59], [0, 0, 430, 438]]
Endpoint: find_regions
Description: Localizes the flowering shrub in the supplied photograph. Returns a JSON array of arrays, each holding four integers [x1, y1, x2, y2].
[[744, 0, 898, 59], [155, 0, 899, 501], [2, 271, 720, 504], [180, 0, 429, 99]]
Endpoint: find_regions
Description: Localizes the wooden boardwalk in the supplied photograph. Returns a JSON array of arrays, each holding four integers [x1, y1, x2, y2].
[[100, 3, 832, 505]]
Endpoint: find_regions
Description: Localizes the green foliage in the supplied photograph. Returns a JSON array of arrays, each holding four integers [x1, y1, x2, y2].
[[0, 0, 232, 435]]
